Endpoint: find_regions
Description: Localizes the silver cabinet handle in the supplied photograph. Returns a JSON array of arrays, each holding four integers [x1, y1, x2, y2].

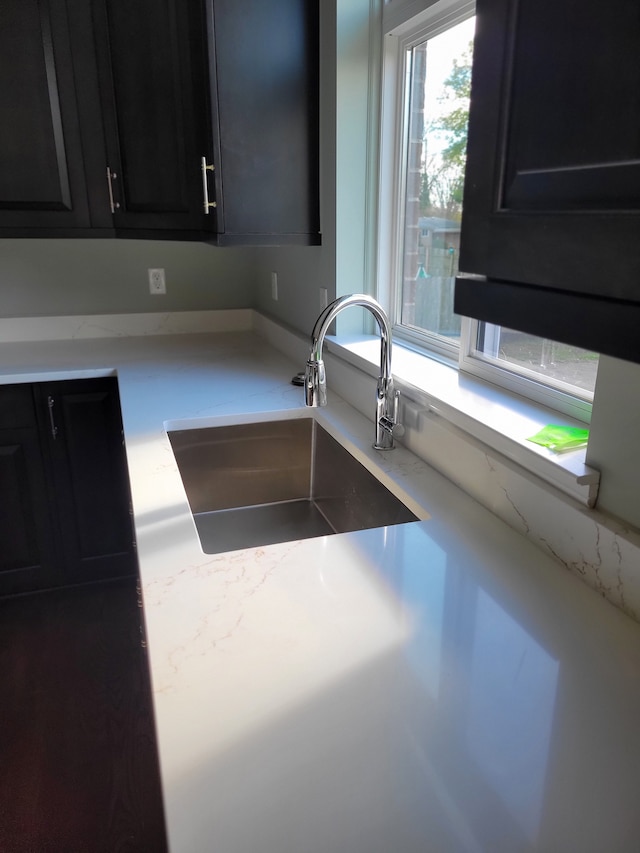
[[47, 395, 58, 440], [201, 156, 217, 213], [107, 166, 120, 213]]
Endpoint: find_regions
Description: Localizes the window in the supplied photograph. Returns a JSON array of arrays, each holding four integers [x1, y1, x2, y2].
[[396, 13, 472, 353], [380, 0, 598, 422]]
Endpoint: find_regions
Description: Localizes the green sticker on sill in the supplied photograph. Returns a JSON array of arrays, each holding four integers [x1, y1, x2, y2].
[[527, 424, 589, 453]]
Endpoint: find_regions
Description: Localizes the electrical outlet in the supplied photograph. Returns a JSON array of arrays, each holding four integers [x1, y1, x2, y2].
[[271, 271, 278, 301], [149, 268, 166, 295]]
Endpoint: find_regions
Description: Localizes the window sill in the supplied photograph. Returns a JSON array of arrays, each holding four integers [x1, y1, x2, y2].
[[323, 334, 600, 507]]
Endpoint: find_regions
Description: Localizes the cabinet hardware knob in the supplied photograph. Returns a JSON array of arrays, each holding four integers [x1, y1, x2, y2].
[[106, 166, 120, 213], [201, 156, 217, 213], [47, 395, 58, 440]]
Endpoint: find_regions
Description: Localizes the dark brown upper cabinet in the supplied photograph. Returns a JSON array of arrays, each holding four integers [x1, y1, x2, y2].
[[0, 0, 209, 237], [454, 0, 640, 364], [205, 0, 320, 245], [0, 0, 320, 245]]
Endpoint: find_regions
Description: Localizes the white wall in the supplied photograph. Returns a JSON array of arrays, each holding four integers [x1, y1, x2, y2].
[[587, 356, 640, 530]]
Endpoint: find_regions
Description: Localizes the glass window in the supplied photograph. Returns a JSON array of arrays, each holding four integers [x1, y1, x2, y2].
[[473, 325, 599, 397], [385, 2, 598, 419], [398, 16, 474, 346]]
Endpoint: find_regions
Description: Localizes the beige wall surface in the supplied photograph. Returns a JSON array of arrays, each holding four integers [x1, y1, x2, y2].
[[0, 239, 255, 318]]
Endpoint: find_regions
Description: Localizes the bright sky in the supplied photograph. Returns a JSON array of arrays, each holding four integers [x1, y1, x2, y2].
[[424, 16, 475, 121], [422, 16, 475, 161]]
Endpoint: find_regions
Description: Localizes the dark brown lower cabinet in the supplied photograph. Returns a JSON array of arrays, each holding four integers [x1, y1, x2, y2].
[[0, 578, 167, 851], [0, 377, 136, 597]]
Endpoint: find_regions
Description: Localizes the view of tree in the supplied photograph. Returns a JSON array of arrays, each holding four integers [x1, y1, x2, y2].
[[420, 42, 473, 220]]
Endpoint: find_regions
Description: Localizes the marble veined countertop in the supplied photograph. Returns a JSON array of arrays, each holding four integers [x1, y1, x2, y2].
[[1, 329, 639, 852]]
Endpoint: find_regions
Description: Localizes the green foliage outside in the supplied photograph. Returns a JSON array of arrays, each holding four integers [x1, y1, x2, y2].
[[420, 43, 473, 220]]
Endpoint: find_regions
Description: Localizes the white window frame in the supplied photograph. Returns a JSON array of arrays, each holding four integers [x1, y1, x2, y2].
[[460, 321, 594, 421], [378, 0, 594, 424]]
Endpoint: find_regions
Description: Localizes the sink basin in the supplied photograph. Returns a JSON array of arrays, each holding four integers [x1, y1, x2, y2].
[[168, 416, 419, 554]]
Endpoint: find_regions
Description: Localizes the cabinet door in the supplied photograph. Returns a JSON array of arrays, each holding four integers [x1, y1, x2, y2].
[[0, 0, 91, 230], [0, 388, 58, 596], [88, 0, 211, 235], [455, 0, 640, 362], [40, 379, 136, 585], [207, 0, 320, 245]]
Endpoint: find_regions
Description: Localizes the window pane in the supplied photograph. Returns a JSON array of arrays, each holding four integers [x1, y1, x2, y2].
[[399, 17, 475, 342], [387, 7, 598, 415], [476, 324, 598, 396]]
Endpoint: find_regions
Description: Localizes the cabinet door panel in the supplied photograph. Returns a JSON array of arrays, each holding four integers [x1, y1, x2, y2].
[[501, 1, 640, 213], [93, 0, 209, 232], [0, 386, 36, 430], [0, 0, 90, 228], [459, 0, 640, 300], [0, 429, 57, 596], [42, 379, 136, 584], [208, 0, 320, 244], [0, 442, 39, 572]]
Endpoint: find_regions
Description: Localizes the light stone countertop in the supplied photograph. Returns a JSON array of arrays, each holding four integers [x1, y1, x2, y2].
[[1, 329, 640, 852]]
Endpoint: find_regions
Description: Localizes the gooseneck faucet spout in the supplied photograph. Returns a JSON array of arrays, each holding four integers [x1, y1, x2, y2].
[[304, 294, 403, 450]]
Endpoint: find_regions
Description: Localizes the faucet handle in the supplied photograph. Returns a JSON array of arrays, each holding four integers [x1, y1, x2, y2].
[[376, 390, 405, 447], [379, 415, 405, 439], [304, 359, 327, 407], [390, 389, 403, 430]]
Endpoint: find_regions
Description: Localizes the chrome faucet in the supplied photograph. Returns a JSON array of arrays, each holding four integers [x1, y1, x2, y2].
[[304, 294, 403, 450]]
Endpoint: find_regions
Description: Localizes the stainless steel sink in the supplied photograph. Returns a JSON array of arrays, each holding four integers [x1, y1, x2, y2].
[[168, 417, 418, 554]]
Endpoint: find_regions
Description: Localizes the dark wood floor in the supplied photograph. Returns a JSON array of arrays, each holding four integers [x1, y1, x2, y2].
[[0, 578, 167, 853]]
